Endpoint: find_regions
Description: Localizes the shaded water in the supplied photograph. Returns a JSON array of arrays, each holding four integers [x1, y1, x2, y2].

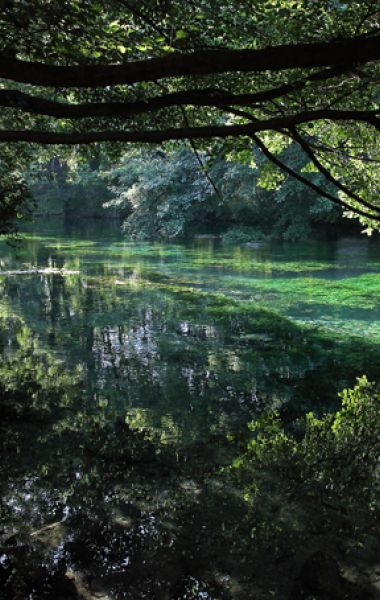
[[1, 219, 380, 599]]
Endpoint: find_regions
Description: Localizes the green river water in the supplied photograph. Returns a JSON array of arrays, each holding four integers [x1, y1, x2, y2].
[[1, 219, 380, 599]]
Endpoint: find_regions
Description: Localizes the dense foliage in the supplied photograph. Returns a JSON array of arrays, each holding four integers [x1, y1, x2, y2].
[[28, 158, 112, 219], [104, 149, 219, 238], [0, 1, 379, 231], [103, 143, 341, 241], [28, 143, 342, 241], [0, 146, 35, 235], [223, 375, 380, 597], [230, 376, 379, 544]]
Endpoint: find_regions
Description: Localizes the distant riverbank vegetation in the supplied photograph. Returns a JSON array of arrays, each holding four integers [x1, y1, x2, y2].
[[28, 141, 356, 243]]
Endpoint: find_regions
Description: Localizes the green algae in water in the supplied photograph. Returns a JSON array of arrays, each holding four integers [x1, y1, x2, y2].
[[1, 219, 380, 598], [2, 221, 380, 435]]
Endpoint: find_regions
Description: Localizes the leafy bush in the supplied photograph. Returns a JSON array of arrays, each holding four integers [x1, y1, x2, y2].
[[221, 225, 266, 244], [227, 376, 380, 558]]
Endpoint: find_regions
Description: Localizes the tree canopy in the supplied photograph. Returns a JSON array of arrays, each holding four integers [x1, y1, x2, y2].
[[0, 0, 379, 228]]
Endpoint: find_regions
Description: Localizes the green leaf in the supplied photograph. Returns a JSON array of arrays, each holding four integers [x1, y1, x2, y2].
[[175, 30, 188, 40]]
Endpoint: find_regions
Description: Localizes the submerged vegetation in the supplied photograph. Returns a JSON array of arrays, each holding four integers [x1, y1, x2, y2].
[[0, 225, 379, 598]]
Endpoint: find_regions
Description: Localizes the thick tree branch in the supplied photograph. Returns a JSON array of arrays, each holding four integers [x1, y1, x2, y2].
[[0, 36, 379, 87], [0, 66, 352, 119], [0, 108, 378, 145], [0, 124, 255, 144], [0, 113, 375, 145], [250, 133, 380, 221]]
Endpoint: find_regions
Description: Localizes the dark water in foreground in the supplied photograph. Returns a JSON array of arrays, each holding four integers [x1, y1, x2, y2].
[[1, 219, 380, 598]]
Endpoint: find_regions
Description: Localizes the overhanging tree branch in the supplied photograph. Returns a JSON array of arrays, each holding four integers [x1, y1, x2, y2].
[[0, 66, 354, 119], [0, 109, 378, 144], [0, 124, 256, 144], [0, 36, 379, 87], [0, 115, 376, 144], [289, 127, 380, 213], [250, 132, 380, 221]]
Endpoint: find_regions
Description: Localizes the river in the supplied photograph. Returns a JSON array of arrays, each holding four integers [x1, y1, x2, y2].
[[1, 218, 380, 598]]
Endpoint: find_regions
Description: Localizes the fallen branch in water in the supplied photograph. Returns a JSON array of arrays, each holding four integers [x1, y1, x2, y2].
[[0, 267, 80, 276]]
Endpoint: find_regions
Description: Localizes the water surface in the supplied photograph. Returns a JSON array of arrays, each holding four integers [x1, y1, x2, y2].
[[1, 219, 380, 598]]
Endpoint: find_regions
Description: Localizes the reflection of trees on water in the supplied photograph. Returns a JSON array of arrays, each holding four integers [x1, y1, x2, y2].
[[3, 262, 380, 443], [0, 327, 244, 599], [1, 432, 243, 598], [93, 309, 159, 372], [2, 371, 377, 599], [0, 271, 259, 440], [1, 233, 380, 598]]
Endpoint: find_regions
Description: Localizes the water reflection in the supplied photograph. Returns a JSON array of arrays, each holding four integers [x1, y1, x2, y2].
[[1, 220, 380, 597], [2, 221, 380, 434]]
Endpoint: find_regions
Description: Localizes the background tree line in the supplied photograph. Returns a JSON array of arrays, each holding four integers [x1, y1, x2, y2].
[[28, 141, 351, 243]]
